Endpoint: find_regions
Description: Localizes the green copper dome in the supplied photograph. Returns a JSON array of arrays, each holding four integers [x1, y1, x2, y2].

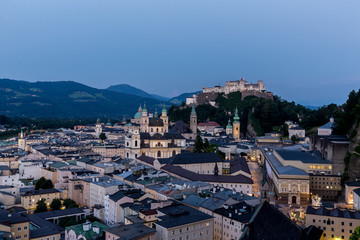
[[226, 119, 233, 129], [134, 111, 142, 119], [233, 108, 240, 124]]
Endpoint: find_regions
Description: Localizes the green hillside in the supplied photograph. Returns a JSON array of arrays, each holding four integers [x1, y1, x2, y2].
[[169, 92, 342, 137], [0, 79, 161, 118]]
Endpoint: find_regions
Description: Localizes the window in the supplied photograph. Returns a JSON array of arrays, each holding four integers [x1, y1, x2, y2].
[[342, 229, 344, 232], [331, 228, 334, 231], [18, 227, 21, 231], [350, 223, 353, 226], [313, 219, 315, 223], [341, 222, 344, 225]]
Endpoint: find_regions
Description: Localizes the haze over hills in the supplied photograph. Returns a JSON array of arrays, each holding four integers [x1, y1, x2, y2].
[[106, 84, 169, 101], [0, 79, 161, 118], [0, 78, 330, 119]]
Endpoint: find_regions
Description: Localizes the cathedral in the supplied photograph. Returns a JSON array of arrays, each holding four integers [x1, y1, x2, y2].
[[125, 104, 186, 159]]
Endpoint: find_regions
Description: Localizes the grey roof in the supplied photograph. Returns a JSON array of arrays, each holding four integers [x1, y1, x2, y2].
[[22, 188, 60, 197], [0, 210, 29, 225], [353, 188, 360, 197], [345, 181, 360, 187], [156, 203, 213, 228], [306, 206, 360, 219], [34, 208, 84, 219], [200, 197, 226, 211], [27, 214, 64, 233], [319, 121, 335, 129], [169, 152, 222, 164], [161, 164, 253, 184], [275, 150, 331, 164], [30, 227, 60, 238], [182, 194, 207, 208], [108, 191, 126, 202], [265, 152, 308, 176], [230, 157, 251, 175], [240, 201, 316, 240], [105, 223, 155, 240], [214, 202, 256, 223]]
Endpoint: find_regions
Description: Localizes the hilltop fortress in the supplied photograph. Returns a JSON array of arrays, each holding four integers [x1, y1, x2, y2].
[[203, 78, 265, 94], [186, 78, 273, 106]]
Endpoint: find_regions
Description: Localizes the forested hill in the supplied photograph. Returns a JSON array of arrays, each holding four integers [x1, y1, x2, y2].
[[332, 90, 360, 180], [0, 79, 161, 118], [168, 92, 343, 137]]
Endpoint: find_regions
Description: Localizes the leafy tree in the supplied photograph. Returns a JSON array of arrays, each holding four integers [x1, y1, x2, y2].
[[99, 133, 107, 142], [350, 226, 360, 240], [35, 177, 53, 190], [50, 198, 62, 210], [42, 179, 54, 189], [63, 198, 79, 209], [291, 135, 299, 143], [35, 177, 46, 190], [194, 135, 204, 153], [34, 198, 47, 213]]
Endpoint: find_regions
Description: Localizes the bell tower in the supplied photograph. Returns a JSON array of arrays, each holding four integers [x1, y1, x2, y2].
[[190, 104, 197, 139], [232, 108, 240, 140], [160, 104, 169, 133], [95, 118, 102, 136], [18, 128, 26, 151]]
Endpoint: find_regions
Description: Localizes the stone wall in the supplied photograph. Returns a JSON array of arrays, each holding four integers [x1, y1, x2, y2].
[[241, 90, 273, 100]]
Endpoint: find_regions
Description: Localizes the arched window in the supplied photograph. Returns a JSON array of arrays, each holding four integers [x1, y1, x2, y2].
[[126, 152, 129, 158], [135, 154, 137, 158], [156, 128, 159, 133], [126, 142, 129, 147], [157, 151, 161, 158], [151, 128, 153, 132], [135, 140, 138, 147], [157, 142, 161, 147], [172, 150, 176, 156]]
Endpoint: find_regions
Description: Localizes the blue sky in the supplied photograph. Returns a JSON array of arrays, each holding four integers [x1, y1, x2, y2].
[[0, 0, 359, 105]]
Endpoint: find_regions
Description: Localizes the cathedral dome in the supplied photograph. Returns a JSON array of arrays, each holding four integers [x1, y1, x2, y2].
[[134, 111, 142, 119]]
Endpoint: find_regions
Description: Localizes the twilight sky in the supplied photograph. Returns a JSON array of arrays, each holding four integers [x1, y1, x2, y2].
[[0, 0, 359, 106]]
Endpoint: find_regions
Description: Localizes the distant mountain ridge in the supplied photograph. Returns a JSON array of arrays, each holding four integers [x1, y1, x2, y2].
[[169, 92, 198, 105], [106, 84, 169, 101], [0, 79, 161, 118]]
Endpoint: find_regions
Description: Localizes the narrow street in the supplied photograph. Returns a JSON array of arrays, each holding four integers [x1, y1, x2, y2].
[[248, 161, 262, 197]]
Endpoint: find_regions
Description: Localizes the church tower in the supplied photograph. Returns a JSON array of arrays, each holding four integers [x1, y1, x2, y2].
[[232, 108, 240, 140], [95, 118, 102, 136], [140, 103, 149, 133], [18, 129, 26, 150], [160, 104, 169, 133], [226, 119, 233, 135], [190, 104, 197, 139]]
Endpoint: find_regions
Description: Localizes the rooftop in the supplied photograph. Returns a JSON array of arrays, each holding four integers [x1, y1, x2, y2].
[[156, 203, 213, 228], [105, 223, 156, 240], [306, 206, 360, 219], [22, 188, 60, 197]]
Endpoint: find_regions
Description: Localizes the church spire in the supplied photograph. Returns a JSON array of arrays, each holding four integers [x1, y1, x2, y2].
[[191, 104, 197, 117], [233, 107, 240, 123], [162, 104, 167, 116]]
